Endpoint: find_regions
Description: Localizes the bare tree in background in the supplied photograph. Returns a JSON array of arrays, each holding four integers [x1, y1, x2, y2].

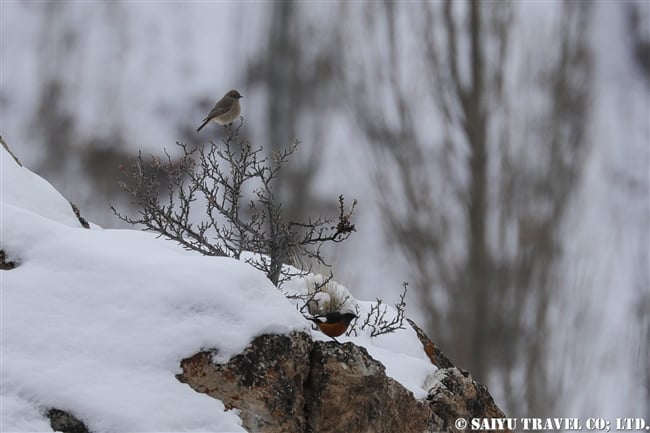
[[625, 0, 650, 416], [244, 2, 342, 223], [626, 1, 650, 84], [346, 1, 592, 416]]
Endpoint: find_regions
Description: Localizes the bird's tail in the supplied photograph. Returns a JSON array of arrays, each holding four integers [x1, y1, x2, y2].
[[196, 119, 209, 132]]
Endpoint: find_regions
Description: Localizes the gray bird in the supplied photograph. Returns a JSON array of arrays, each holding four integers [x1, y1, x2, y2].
[[197, 89, 243, 132]]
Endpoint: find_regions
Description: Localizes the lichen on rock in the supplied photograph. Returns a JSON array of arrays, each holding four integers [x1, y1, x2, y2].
[[177, 324, 509, 433]]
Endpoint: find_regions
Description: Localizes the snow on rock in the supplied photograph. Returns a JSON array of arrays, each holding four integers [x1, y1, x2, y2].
[[283, 274, 437, 399], [1, 145, 309, 431], [1, 146, 81, 228]]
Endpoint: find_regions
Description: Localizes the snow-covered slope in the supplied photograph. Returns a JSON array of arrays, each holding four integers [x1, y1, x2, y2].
[[1, 145, 308, 431], [1, 148, 82, 228], [1, 146, 437, 431]]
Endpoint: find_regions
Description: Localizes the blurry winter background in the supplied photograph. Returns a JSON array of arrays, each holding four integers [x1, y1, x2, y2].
[[1, 0, 648, 419]]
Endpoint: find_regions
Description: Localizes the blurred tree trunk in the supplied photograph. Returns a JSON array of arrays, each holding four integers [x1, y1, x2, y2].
[[245, 2, 342, 225], [346, 0, 593, 416], [28, 1, 132, 224], [625, 1, 650, 416], [626, 1, 650, 84]]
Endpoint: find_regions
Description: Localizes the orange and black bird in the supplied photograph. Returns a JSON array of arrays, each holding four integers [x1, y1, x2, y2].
[[306, 312, 357, 338]]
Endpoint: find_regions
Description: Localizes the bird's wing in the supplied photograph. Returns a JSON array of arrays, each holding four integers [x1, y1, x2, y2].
[[206, 100, 231, 119]]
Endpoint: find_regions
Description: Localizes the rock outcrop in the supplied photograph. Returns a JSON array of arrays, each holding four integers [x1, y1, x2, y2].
[[178, 325, 509, 433], [407, 318, 455, 369], [305, 340, 431, 433], [427, 368, 508, 432], [69, 202, 90, 229], [0, 249, 18, 270], [177, 332, 312, 433], [46, 408, 90, 433]]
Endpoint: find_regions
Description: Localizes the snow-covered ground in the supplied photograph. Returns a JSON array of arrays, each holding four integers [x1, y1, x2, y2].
[[0, 145, 436, 431]]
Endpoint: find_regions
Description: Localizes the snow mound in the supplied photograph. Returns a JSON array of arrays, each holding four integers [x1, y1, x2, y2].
[[1, 146, 308, 431]]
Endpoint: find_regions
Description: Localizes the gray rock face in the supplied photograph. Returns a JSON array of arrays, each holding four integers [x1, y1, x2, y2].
[[177, 332, 312, 433], [1, 249, 18, 270], [177, 326, 509, 433], [427, 368, 509, 433], [305, 341, 432, 433], [47, 408, 90, 433]]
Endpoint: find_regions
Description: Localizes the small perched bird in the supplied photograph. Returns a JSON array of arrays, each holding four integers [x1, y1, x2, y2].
[[306, 311, 357, 338], [197, 89, 243, 132]]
